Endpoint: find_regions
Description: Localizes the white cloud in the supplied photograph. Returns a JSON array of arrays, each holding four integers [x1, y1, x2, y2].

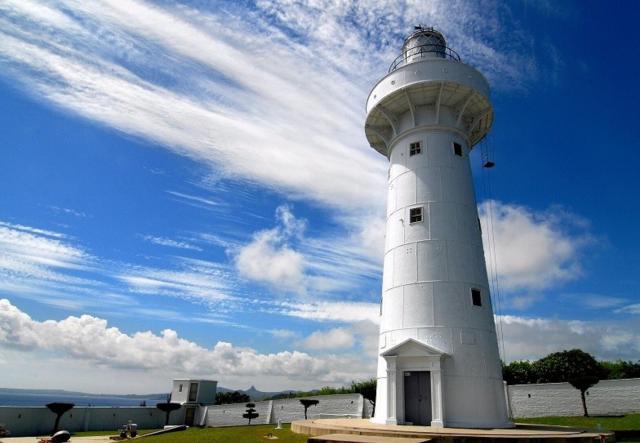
[[0, 221, 105, 309], [270, 329, 297, 339], [234, 205, 306, 292], [302, 328, 355, 350], [49, 206, 89, 218], [0, 298, 372, 384], [165, 191, 221, 210], [118, 258, 234, 304], [234, 205, 382, 296], [141, 235, 202, 251], [616, 304, 640, 315], [480, 201, 592, 291], [570, 293, 627, 310], [499, 314, 640, 362], [276, 300, 380, 324], [0, 219, 378, 328]]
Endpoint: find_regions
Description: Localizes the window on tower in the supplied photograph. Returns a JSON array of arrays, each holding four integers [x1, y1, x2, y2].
[[409, 207, 423, 224], [453, 142, 463, 157], [409, 141, 422, 156], [471, 288, 482, 306]]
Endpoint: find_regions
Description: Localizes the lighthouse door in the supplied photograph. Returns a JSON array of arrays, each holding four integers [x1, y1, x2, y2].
[[404, 371, 431, 425]]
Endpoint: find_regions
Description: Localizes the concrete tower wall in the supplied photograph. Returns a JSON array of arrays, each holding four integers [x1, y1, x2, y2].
[[377, 128, 508, 428], [365, 29, 510, 429]]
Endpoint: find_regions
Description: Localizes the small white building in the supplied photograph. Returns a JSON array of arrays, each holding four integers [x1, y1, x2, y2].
[[171, 379, 218, 405], [170, 379, 217, 426]]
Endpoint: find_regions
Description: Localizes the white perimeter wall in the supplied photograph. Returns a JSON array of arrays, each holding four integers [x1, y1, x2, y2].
[[0, 406, 186, 437], [508, 378, 640, 418], [0, 394, 364, 436], [205, 394, 364, 427]]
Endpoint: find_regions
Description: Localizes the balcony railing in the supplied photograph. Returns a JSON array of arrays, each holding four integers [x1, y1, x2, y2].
[[388, 44, 461, 73]]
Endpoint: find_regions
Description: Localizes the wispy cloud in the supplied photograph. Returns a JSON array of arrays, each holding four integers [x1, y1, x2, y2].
[[0, 219, 377, 327], [302, 327, 355, 350], [140, 235, 202, 251], [165, 191, 221, 210], [0, 219, 236, 315], [615, 304, 640, 315], [118, 258, 235, 305], [0, 0, 544, 217], [0, 221, 96, 303], [274, 300, 380, 324], [49, 205, 89, 218]]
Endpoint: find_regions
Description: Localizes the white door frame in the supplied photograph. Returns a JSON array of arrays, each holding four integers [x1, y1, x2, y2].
[[381, 338, 445, 427]]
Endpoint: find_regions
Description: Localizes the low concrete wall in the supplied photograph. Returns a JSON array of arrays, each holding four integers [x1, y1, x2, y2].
[[205, 393, 364, 427], [508, 378, 640, 418], [0, 406, 186, 437], [272, 394, 363, 422], [205, 401, 272, 427], [1, 394, 363, 435]]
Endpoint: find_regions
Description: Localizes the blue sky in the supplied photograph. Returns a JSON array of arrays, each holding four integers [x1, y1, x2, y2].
[[0, 0, 638, 394]]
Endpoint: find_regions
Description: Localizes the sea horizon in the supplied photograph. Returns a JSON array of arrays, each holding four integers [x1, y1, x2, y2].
[[0, 390, 166, 407]]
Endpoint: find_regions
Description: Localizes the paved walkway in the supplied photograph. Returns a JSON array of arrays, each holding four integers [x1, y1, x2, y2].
[[292, 418, 613, 442]]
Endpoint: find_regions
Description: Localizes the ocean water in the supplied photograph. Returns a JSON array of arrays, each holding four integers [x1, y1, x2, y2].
[[0, 392, 163, 407]]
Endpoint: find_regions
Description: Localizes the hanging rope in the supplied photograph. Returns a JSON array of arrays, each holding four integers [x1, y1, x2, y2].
[[479, 136, 507, 363]]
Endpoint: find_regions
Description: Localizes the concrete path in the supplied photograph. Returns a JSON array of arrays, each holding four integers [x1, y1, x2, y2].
[[310, 433, 431, 443]]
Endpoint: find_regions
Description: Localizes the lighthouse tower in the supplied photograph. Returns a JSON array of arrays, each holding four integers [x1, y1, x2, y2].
[[365, 27, 511, 429]]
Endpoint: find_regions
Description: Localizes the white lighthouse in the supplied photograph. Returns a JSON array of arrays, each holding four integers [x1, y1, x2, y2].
[[366, 27, 511, 429]]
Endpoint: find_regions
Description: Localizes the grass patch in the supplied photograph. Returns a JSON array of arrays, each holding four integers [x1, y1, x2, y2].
[[516, 413, 640, 431], [138, 424, 307, 443], [73, 429, 159, 437]]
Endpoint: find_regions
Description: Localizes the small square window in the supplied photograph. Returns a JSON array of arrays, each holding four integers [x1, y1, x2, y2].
[[471, 288, 482, 306], [409, 207, 423, 224], [409, 141, 421, 156], [453, 142, 463, 157]]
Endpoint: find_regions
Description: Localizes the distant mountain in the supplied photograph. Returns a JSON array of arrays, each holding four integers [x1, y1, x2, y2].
[[216, 385, 296, 401]]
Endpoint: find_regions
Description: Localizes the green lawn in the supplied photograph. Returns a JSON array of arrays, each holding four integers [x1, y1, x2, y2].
[[73, 418, 640, 442], [136, 424, 307, 443], [72, 424, 303, 441], [516, 413, 640, 431]]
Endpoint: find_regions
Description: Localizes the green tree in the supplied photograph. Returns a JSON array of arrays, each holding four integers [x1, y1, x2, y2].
[[351, 379, 377, 416], [568, 376, 600, 417], [601, 360, 640, 379], [532, 349, 607, 417], [215, 391, 251, 405], [532, 349, 607, 383], [502, 360, 535, 385]]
